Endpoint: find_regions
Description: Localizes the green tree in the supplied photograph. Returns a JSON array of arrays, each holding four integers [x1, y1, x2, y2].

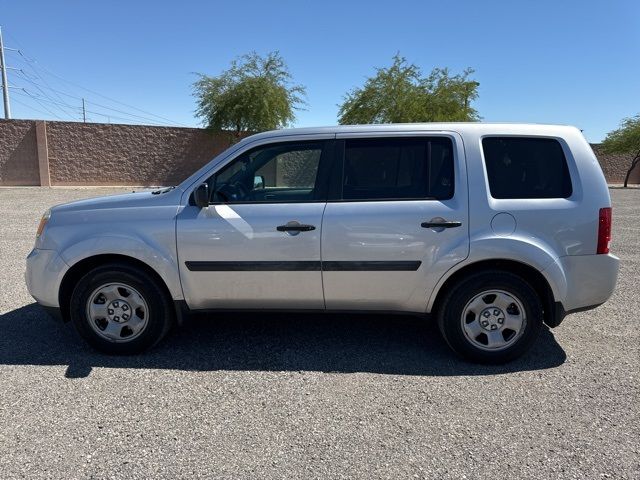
[[601, 114, 640, 188], [194, 51, 306, 136], [338, 54, 480, 125]]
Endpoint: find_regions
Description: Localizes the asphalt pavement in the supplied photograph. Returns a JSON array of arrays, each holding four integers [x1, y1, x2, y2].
[[0, 187, 638, 479]]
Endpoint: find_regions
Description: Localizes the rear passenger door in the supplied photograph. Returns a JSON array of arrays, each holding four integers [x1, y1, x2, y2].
[[321, 133, 469, 313]]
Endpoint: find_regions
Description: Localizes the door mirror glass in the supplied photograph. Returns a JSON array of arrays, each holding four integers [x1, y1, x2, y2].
[[193, 183, 209, 208], [254, 175, 265, 189]]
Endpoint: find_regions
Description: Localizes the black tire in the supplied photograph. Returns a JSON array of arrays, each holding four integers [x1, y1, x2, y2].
[[69, 262, 174, 354], [437, 270, 543, 364]]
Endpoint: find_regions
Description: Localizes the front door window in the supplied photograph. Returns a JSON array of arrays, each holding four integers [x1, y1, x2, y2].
[[210, 142, 323, 203]]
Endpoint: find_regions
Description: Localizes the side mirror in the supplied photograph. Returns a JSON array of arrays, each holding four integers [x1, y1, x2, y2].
[[193, 183, 209, 208], [254, 175, 265, 189]]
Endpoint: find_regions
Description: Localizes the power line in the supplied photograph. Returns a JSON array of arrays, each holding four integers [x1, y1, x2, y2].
[[17, 87, 174, 126], [15, 89, 172, 126], [14, 50, 81, 119], [13, 62, 183, 126], [3, 29, 191, 127], [13, 90, 65, 119], [81, 108, 170, 126], [14, 71, 180, 126], [37, 65, 189, 126], [12, 69, 79, 119], [11, 44, 188, 126], [15, 87, 171, 127], [14, 88, 80, 111], [10, 95, 54, 118], [0, 27, 75, 120]]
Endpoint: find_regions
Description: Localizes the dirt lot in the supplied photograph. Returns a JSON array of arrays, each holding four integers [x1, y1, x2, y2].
[[0, 187, 638, 479]]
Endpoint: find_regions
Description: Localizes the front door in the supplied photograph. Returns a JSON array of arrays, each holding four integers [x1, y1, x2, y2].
[[177, 139, 334, 310], [321, 133, 469, 313]]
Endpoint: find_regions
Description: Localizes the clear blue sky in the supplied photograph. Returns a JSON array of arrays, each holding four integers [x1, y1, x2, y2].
[[1, 0, 638, 141]]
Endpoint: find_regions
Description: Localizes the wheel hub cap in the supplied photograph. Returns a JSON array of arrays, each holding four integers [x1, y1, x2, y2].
[[106, 300, 131, 323], [479, 307, 505, 331]]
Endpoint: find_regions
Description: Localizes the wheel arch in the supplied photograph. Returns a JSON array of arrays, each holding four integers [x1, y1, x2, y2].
[[58, 254, 175, 323], [429, 258, 559, 328]]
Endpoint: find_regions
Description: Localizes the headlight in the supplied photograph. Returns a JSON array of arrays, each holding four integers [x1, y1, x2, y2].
[[36, 209, 51, 238]]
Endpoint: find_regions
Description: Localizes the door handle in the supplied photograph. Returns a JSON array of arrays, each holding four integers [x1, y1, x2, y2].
[[421, 220, 462, 229], [277, 224, 316, 232]]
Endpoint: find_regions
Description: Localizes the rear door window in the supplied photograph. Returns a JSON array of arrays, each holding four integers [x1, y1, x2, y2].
[[482, 137, 572, 199], [341, 137, 454, 200]]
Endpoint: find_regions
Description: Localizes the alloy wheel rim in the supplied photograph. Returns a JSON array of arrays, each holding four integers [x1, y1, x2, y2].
[[86, 283, 149, 343], [460, 289, 527, 351]]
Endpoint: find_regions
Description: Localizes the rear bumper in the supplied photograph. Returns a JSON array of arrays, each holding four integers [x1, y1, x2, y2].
[[547, 301, 604, 328], [544, 253, 619, 314]]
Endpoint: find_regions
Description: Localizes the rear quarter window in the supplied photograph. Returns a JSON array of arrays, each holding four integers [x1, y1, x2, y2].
[[482, 137, 572, 199]]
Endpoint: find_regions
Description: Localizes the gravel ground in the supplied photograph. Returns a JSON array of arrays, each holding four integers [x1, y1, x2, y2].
[[0, 187, 638, 479]]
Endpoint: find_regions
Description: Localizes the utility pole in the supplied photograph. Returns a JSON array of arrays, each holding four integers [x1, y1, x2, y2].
[[82, 98, 86, 122], [0, 26, 11, 119]]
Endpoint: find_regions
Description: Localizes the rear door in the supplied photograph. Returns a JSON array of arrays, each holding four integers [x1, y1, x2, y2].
[[321, 132, 469, 312]]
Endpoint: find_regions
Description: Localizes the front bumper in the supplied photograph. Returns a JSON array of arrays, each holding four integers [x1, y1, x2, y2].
[[25, 248, 69, 308]]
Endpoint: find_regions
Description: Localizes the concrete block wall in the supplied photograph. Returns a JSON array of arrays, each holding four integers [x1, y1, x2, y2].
[[591, 144, 640, 185], [0, 119, 237, 187], [0, 119, 638, 186], [0, 120, 40, 185]]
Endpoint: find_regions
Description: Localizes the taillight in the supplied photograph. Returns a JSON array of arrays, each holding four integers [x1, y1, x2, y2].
[[597, 207, 612, 254]]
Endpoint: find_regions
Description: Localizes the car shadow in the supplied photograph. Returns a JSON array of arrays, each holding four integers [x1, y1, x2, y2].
[[0, 303, 566, 378]]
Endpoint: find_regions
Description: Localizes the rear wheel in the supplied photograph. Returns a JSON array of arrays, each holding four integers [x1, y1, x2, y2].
[[69, 263, 173, 354], [437, 271, 543, 363]]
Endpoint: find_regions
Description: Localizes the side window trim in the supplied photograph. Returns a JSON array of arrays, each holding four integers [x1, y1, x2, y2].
[[327, 139, 345, 201]]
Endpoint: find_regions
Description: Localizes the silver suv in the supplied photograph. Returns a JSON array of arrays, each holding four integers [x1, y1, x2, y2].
[[26, 123, 619, 363]]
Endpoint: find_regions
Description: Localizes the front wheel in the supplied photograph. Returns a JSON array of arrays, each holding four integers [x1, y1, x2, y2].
[[437, 271, 543, 363], [69, 263, 173, 354]]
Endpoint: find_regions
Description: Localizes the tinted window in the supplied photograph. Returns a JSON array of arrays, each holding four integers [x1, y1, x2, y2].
[[342, 137, 454, 200], [210, 142, 323, 203], [482, 137, 572, 199]]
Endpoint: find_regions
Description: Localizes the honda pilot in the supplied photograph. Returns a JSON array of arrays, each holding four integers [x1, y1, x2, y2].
[[26, 123, 619, 363]]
